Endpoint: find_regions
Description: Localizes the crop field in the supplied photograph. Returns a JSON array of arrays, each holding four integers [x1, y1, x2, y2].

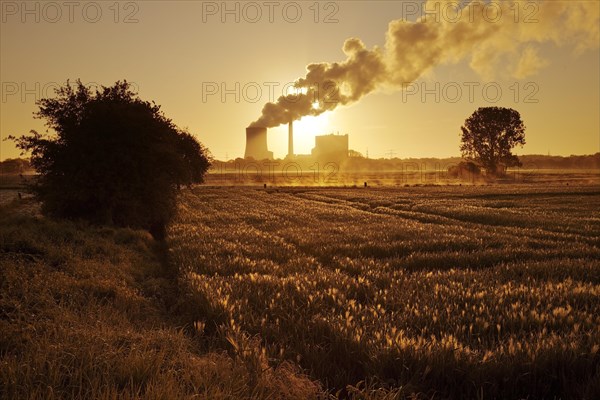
[[169, 185, 600, 399]]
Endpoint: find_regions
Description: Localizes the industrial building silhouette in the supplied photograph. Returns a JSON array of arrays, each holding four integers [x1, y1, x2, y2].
[[244, 127, 273, 160], [311, 134, 349, 163], [244, 122, 348, 161]]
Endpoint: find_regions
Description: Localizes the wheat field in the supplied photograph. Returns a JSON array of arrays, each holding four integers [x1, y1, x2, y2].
[[169, 185, 600, 399]]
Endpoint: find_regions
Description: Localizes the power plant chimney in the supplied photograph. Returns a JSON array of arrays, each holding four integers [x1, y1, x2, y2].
[[288, 120, 294, 158]]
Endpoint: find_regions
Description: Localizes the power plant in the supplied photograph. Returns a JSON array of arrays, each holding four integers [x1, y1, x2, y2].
[[244, 122, 294, 160], [244, 122, 348, 161], [244, 127, 273, 160], [311, 133, 349, 162]]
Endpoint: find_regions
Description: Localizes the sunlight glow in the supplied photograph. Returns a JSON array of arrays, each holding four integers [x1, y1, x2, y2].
[[293, 113, 331, 154]]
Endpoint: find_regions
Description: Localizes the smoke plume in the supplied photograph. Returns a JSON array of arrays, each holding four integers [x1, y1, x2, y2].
[[250, 0, 599, 128]]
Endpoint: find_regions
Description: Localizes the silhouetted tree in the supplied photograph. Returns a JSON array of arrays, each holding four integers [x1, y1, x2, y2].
[[10, 80, 211, 239], [348, 149, 364, 158], [460, 107, 525, 175], [174, 130, 212, 188]]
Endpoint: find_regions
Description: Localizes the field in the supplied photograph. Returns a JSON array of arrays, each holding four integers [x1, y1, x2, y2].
[[0, 199, 321, 399], [1, 181, 599, 399], [169, 184, 600, 398], [203, 167, 600, 187]]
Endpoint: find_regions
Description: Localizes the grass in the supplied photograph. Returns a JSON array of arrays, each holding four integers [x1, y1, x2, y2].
[[169, 185, 600, 399], [0, 199, 322, 399], [2, 183, 599, 399]]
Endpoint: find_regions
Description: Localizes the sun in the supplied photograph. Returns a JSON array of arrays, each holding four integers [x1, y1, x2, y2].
[[293, 113, 331, 154]]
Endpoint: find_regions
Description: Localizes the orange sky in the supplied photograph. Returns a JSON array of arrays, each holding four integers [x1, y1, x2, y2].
[[1, 1, 599, 161]]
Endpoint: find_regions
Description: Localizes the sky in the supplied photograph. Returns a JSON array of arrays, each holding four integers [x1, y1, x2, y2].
[[1, 0, 599, 161]]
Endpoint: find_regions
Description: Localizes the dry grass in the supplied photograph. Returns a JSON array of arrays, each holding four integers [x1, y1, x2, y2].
[[3, 183, 599, 399], [0, 199, 322, 400], [169, 185, 600, 399]]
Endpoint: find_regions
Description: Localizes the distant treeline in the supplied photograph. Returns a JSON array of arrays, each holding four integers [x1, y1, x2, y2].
[[517, 153, 600, 169], [211, 153, 600, 172], [2, 154, 598, 176], [0, 158, 33, 174]]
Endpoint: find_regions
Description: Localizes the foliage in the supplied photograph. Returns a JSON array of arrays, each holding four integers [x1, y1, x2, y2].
[[447, 161, 481, 178], [460, 107, 526, 175], [10, 80, 211, 239], [348, 149, 365, 158]]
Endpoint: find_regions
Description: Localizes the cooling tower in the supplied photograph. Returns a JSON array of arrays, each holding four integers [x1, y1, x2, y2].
[[245, 127, 273, 160]]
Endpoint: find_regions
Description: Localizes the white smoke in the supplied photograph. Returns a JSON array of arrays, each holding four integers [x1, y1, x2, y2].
[[250, 0, 599, 128]]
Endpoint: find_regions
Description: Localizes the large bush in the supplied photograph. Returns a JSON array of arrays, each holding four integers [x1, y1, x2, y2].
[[11, 80, 211, 239]]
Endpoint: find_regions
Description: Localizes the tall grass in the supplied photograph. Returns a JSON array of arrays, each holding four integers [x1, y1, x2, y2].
[[0, 200, 322, 399], [169, 185, 600, 399]]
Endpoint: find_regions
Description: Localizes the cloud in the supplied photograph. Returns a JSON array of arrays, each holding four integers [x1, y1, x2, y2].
[[512, 46, 548, 79]]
